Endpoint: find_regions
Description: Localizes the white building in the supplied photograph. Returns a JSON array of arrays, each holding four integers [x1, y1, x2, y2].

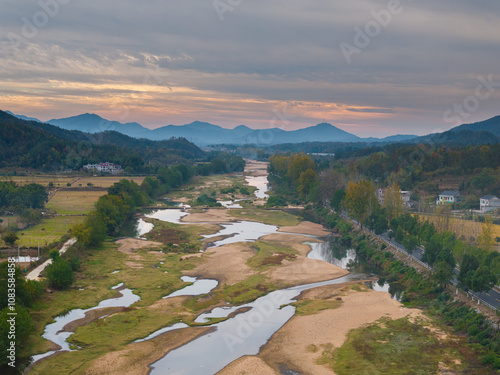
[[436, 191, 460, 205], [376, 188, 412, 207], [83, 162, 123, 175], [480, 195, 500, 213]]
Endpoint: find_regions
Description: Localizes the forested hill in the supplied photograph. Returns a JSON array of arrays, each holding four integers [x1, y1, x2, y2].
[[0, 110, 205, 172]]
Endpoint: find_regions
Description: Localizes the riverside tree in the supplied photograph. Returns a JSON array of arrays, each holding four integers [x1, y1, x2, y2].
[[478, 215, 495, 252], [344, 180, 378, 228], [383, 183, 405, 220]]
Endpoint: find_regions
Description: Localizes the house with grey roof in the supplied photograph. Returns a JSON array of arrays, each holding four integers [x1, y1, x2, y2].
[[436, 191, 460, 205], [480, 195, 500, 213]]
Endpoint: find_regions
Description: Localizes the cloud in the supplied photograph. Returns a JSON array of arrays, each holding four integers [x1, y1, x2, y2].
[[0, 0, 499, 137]]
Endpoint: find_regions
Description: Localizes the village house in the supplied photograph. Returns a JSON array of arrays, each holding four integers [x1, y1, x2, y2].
[[436, 191, 460, 205], [480, 195, 500, 213], [83, 162, 123, 175], [376, 188, 412, 208]]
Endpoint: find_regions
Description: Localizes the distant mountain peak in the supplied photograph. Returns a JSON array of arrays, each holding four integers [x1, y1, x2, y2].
[[315, 122, 334, 128]]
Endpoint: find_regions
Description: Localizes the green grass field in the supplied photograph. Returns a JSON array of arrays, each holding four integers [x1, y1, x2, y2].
[[25, 240, 202, 374], [321, 317, 465, 375], [3, 175, 77, 187], [46, 191, 106, 215], [231, 208, 300, 226], [74, 176, 145, 188], [17, 216, 84, 247]]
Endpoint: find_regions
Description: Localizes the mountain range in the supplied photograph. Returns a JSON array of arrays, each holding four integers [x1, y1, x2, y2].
[[6, 111, 417, 146], [6, 111, 500, 146], [0, 110, 205, 171]]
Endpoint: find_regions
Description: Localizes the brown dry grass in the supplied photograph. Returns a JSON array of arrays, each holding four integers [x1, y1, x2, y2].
[[84, 327, 212, 375], [418, 213, 500, 242], [75, 176, 145, 188], [278, 221, 331, 237], [257, 285, 423, 375]]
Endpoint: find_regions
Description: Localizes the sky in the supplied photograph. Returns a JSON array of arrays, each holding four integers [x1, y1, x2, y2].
[[1, 0, 499, 137]]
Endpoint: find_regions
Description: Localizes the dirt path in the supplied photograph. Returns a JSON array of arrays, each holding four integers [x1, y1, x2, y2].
[[27, 237, 77, 281]]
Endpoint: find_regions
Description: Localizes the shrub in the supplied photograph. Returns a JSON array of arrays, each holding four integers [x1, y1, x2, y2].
[[266, 195, 287, 207], [46, 259, 74, 290]]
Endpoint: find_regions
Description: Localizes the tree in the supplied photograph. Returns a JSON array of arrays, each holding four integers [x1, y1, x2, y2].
[[72, 211, 107, 248], [394, 226, 404, 244], [45, 258, 74, 290], [2, 231, 18, 247], [433, 260, 454, 288], [383, 183, 405, 220], [458, 253, 480, 288], [298, 169, 318, 199], [20, 208, 42, 226], [403, 235, 419, 256], [471, 266, 498, 301], [344, 180, 377, 228], [330, 189, 346, 213], [319, 169, 346, 202], [288, 154, 315, 185], [366, 207, 388, 235], [478, 215, 495, 252]]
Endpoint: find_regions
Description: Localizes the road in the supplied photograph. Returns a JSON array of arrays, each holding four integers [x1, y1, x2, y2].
[[379, 231, 500, 310], [27, 238, 77, 281]]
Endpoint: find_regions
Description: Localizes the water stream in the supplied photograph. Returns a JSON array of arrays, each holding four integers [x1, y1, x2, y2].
[[30, 170, 402, 374], [148, 273, 366, 375], [163, 276, 218, 299], [245, 175, 269, 199], [31, 283, 141, 364]]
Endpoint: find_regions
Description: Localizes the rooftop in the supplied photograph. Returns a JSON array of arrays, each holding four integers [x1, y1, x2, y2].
[[440, 191, 460, 196], [481, 195, 498, 200]]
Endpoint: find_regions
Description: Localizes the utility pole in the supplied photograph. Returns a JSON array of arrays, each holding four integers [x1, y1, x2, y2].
[[38, 239, 40, 259], [17, 245, 20, 263]]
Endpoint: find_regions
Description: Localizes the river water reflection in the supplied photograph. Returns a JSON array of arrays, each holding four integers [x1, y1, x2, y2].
[[307, 237, 403, 301], [245, 175, 269, 199]]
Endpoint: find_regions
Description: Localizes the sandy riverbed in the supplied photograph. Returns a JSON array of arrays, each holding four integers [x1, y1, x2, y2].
[[50, 161, 429, 375], [219, 284, 423, 375], [84, 327, 212, 375], [244, 160, 268, 177], [180, 209, 236, 223], [278, 221, 331, 236]]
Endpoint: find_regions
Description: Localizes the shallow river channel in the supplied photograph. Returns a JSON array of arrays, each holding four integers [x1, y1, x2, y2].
[[29, 172, 401, 374]]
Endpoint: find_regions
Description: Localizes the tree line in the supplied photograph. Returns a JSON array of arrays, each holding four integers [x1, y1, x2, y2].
[[267, 151, 500, 368], [0, 110, 208, 173]]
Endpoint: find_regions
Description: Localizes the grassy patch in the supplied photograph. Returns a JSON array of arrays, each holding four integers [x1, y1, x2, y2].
[[184, 274, 277, 314], [292, 299, 342, 316], [46, 191, 106, 215], [321, 317, 463, 375], [247, 241, 298, 271], [231, 208, 300, 226], [166, 175, 247, 202], [74, 176, 145, 188], [24, 240, 199, 360], [5, 175, 76, 187], [143, 219, 214, 253], [18, 216, 83, 247]]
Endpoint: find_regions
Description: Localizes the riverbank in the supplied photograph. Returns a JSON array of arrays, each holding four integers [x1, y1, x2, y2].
[[23, 162, 457, 375], [220, 283, 423, 375]]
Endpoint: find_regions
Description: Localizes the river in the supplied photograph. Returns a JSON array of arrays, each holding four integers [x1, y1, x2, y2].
[[27, 167, 401, 374]]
